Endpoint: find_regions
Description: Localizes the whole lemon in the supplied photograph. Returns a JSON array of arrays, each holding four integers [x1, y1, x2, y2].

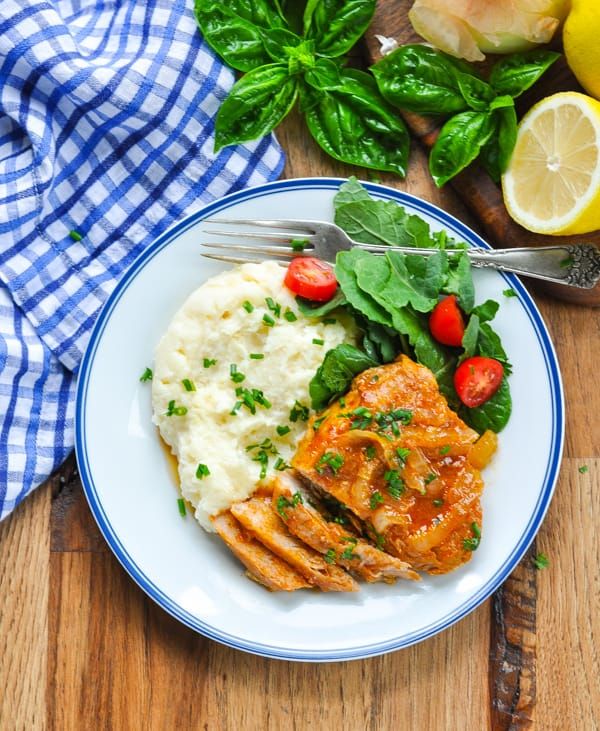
[[564, 0, 600, 99]]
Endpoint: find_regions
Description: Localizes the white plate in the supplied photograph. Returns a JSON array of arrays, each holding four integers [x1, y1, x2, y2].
[[76, 178, 564, 661]]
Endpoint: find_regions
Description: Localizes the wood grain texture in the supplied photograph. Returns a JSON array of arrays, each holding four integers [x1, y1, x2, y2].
[[1, 35, 599, 731], [364, 1, 600, 306]]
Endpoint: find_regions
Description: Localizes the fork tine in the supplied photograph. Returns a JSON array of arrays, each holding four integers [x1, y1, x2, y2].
[[202, 229, 315, 245], [202, 252, 288, 266], [203, 218, 318, 234], [202, 242, 301, 258]]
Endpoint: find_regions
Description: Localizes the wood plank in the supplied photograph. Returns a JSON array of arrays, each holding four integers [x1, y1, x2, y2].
[[0, 484, 50, 731], [535, 459, 600, 728]]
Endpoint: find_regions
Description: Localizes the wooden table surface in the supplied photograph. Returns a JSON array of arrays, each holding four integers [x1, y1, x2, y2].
[[2, 104, 599, 730]]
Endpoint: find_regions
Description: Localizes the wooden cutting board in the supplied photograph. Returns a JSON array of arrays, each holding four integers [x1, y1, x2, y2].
[[364, 0, 600, 306]]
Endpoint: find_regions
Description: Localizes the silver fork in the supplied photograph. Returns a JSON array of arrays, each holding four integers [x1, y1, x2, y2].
[[201, 218, 600, 289]]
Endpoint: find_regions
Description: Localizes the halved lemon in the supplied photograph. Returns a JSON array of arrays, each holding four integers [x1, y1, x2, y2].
[[502, 92, 600, 235]]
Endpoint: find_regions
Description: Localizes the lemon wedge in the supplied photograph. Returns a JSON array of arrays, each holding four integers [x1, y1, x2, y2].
[[502, 92, 600, 235]]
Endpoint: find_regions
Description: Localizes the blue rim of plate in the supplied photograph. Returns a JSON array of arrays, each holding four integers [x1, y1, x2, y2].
[[76, 177, 564, 662]]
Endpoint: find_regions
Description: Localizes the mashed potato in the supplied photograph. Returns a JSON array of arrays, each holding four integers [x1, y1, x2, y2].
[[152, 261, 356, 530]]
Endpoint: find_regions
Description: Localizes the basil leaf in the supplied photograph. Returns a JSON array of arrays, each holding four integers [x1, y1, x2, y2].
[[296, 289, 347, 317], [460, 377, 512, 433], [262, 28, 309, 64], [303, 57, 343, 91], [215, 64, 297, 150], [304, 0, 376, 58], [302, 70, 409, 175], [309, 344, 377, 409], [497, 105, 518, 174], [489, 50, 560, 99], [429, 111, 495, 187], [456, 74, 495, 112], [275, 0, 307, 33], [371, 45, 475, 115], [195, 0, 286, 72]]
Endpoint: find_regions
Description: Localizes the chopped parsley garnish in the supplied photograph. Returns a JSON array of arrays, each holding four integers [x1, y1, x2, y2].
[[229, 364, 245, 384], [276, 425, 291, 437], [439, 445, 451, 456], [369, 491, 384, 510], [579, 465, 589, 474], [284, 309, 298, 322], [324, 548, 337, 564], [291, 238, 309, 252], [432, 498, 444, 507], [424, 472, 437, 485], [182, 378, 196, 392], [242, 301, 254, 313], [139, 367, 153, 382], [396, 447, 411, 465], [365, 445, 377, 461], [203, 358, 217, 368], [165, 400, 187, 416], [312, 417, 325, 431], [69, 230, 83, 241], [177, 498, 186, 517], [503, 288, 517, 298], [316, 451, 344, 475], [312, 338, 325, 346], [463, 522, 481, 551], [290, 400, 309, 422], [384, 470, 405, 499], [196, 463, 210, 479], [262, 313, 275, 327], [533, 552, 549, 570], [323, 318, 337, 325], [250, 353, 264, 360], [265, 297, 281, 317]]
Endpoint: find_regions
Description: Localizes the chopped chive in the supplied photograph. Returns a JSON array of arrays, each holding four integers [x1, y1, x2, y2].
[[503, 288, 517, 298], [139, 367, 153, 382], [276, 425, 291, 436], [177, 498, 186, 517], [340, 541, 359, 560], [579, 465, 589, 474], [230, 400, 242, 415], [229, 364, 245, 384], [291, 238, 309, 252], [203, 358, 217, 368], [323, 318, 337, 325], [324, 548, 337, 564], [69, 230, 83, 241], [290, 400, 309, 422], [312, 417, 325, 431], [369, 491, 384, 510], [262, 313, 275, 327], [316, 452, 344, 475], [242, 301, 254, 313], [384, 470, 405, 499], [533, 552, 549, 570], [196, 463, 210, 479], [265, 297, 281, 317], [432, 498, 444, 507], [396, 447, 411, 465], [424, 472, 437, 485], [274, 457, 290, 471], [439, 445, 451, 455], [339, 397, 346, 408], [312, 338, 325, 346], [375, 533, 385, 551], [284, 309, 298, 322], [365, 445, 377, 460], [276, 495, 290, 519], [182, 378, 196, 392], [165, 400, 187, 416], [250, 353, 264, 360], [463, 522, 481, 551]]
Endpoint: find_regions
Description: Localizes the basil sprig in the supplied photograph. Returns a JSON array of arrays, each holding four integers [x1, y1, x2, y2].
[[371, 45, 560, 186], [195, 0, 409, 175]]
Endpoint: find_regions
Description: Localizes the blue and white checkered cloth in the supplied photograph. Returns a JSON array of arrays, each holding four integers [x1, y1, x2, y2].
[[0, 0, 284, 519]]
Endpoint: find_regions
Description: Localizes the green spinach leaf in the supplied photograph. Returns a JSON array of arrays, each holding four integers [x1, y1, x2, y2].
[[442, 252, 475, 313], [195, 0, 285, 72], [296, 289, 347, 316], [489, 50, 560, 99], [430, 111, 496, 187], [301, 70, 409, 175], [461, 377, 512, 433], [309, 344, 377, 409], [335, 249, 394, 327], [471, 299, 499, 323], [304, 0, 376, 58], [215, 64, 297, 150]]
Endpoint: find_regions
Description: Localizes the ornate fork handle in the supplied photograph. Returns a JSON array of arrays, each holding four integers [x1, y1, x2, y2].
[[467, 245, 600, 289]]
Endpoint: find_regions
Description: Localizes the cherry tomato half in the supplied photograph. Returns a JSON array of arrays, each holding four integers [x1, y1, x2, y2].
[[454, 356, 504, 408], [284, 257, 338, 302], [429, 295, 465, 347]]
